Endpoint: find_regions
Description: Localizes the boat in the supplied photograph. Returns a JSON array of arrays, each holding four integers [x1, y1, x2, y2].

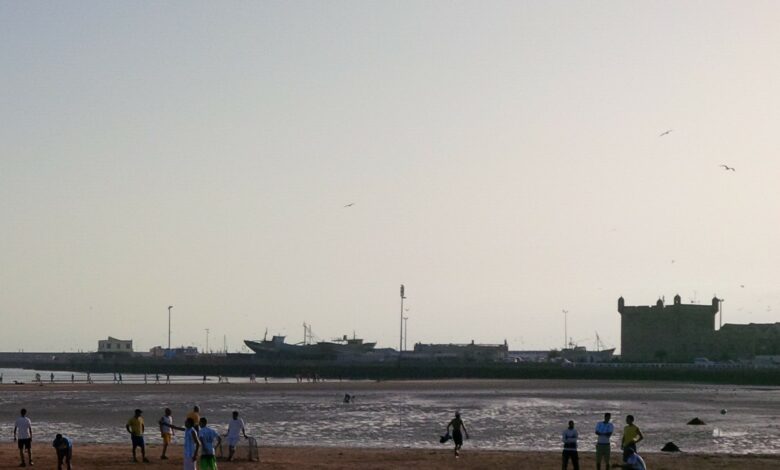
[[244, 325, 376, 359], [556, 333, 615, 363]]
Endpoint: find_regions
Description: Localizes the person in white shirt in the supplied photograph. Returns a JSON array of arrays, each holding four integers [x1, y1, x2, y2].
[[13, 408, 34, 467], [226, 411, 248, 461], [562, 420, 579, 470], [159, 408, 174, 460], [595, 412, 614, 470]]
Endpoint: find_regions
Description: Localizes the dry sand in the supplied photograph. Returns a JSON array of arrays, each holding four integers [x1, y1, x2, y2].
[[1, 445, 778, 469]]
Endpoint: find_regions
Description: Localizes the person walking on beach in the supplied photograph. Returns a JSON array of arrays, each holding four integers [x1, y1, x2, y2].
[[126, 408, 150, 463], [197, 417, 221, 470], [620, 415, 644, 463], [14, 408, 34, 467], [446, 412, 469, 458], [595, 413, 614, 470], [226, 411, 247, 461], [159, 408, 174, 460], [52, 434, 73, 470], [562, 420, 579, 470]]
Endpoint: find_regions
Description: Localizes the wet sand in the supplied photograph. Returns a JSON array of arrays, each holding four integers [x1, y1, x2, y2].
[[1, 444, 779, 469]]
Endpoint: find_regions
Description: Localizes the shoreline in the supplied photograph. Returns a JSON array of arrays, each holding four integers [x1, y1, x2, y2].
[[1, 444, 778, 469]]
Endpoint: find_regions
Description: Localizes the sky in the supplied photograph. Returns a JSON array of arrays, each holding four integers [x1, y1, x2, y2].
[[1, 1, 779, 353]]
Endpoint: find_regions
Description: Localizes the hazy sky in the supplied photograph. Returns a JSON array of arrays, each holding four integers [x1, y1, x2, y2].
[[2, 1, 779, 353]]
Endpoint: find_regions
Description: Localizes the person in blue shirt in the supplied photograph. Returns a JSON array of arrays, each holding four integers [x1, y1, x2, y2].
[[52, 434, 72, 470], [197, 417, 221, 470], [595, 413, 614, 470]]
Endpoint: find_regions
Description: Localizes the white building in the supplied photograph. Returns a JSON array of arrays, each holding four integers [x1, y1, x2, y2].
[[98, 336, 133, 353]]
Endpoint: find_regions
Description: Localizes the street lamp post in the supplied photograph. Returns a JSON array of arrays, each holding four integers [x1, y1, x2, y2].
[[403, 316, 409, 351], [400, 285, 406, 352], [562, 309, 569, 349], [168, 306, 173, 350], [205, 328, 210, 354]]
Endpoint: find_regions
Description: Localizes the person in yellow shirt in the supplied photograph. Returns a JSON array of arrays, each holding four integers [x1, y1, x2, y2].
[[125, 409, 150, 463], [186, 406, 201, 430], [621, 415, 644, 463]]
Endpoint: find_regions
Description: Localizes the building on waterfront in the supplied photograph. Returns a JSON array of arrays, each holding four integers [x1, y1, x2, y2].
[[98, 336, 133, 354], [150, 346, 199, 358], [412, 340, 509, 362], [715, 323, 780, 359], [618, 295, 719, 362], [619, 295, 780, 362]]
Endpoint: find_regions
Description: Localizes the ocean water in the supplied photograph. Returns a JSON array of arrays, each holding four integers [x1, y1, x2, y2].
[[1, 373, 779, 454]]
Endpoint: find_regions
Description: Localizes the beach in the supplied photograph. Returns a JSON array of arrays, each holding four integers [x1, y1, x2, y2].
[[1, 445, 779, 469], [3, 379, 780, 468]]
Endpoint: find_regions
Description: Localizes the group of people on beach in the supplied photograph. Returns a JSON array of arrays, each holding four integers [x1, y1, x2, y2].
[[11, 406, 249, 469], [446, 411, 646, 470]]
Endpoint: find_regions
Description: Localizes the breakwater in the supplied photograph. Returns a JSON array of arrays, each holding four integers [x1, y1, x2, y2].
[[1, 352, 780, 385]]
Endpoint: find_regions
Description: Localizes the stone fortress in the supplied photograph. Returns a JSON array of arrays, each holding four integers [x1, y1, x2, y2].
[[619, 295, 780, 362]]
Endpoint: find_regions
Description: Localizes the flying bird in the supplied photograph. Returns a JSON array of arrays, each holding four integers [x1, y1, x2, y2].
[[659, 129, 673, 137], [719, 165, 736, 172], [343, 203, 355, 208]]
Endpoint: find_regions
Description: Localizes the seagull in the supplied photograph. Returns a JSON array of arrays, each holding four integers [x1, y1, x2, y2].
[[659, 129, 673, 137], [719, 165, 736, 172], [343, 203, 355, 208]]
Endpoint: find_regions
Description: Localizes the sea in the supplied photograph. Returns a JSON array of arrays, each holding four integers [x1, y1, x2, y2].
[[1, 368, 779, 454]]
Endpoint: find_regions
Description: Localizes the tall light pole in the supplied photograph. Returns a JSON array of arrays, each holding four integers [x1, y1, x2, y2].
[[403, 316, 409, 351], [400, 284, 406, 352], [168, 306, 173, 350], [205, 328, 210, 354], [562, 309, 569, 349]]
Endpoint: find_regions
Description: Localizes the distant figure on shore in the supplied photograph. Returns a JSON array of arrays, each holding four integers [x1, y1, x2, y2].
[[621, 415, 644, 462], [226, 411, 247, 461], [113, 372, 117, 384], [446, 412, 469, 458], [562, 420, 579, 470], [1, 372, 4, 383], [14, 408, 34, 467], [166, 373, 171, 384], [144, 373, 148, 384], [50, 373, 54, 383], [119, 372, 123, 384], [71, 374, 74, 384], [202, 374, 207, 384], [86, 372, 93, 384], [52, 433, 73, 470], [126, 408, 150, 463], [197, 417, 221, 470], [159, 408, 174, 460], [35, 373, 41, 384], [620, 447, 647, 470], [595, 413, 614, 470], [343, 393, 352, 403], [155, 373, 160, 384]]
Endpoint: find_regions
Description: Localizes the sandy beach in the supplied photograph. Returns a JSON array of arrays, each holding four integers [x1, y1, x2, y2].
[[2, 444, 779, 469]]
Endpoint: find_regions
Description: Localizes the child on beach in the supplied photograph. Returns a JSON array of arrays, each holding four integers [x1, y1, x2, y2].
[[126, 408, 150, 463], [13, 408, 34, 467], [197, 417, 221, 470], [52, 434, 73, 470], [226, 411, 248, 461], [173, 418, 200, 470], [159, 408, 174, 460], [446, 412, 469, 458], [562, 420, 579, 470], [621, 415, 644, 462]]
